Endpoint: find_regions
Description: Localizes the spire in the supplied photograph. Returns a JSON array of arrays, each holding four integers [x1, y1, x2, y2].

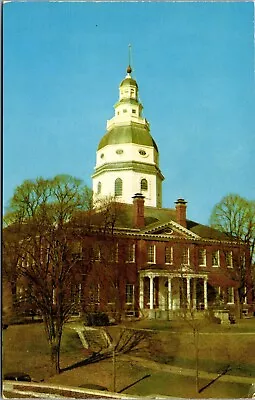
[[126, 44, 132, 75]]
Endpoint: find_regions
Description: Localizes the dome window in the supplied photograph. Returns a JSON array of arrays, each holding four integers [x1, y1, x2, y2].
[[100, 153, 104, 159], [141, 178, 148, 191], [97, 182, 102, 194], [115, 178, 123, 196], [123, 109, 127, 113], [139, 149, 146, 156], [132, 109, 136, 114], [116, 149, 123, 155]]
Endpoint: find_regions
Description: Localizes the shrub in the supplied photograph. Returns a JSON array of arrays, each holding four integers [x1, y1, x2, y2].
[[84, 312, 109, 326]]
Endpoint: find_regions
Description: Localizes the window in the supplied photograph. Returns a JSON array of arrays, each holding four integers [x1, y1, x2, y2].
[[182, 247, 190, 265], [126, 284, 134, 304], [92, 245, 101, 262], [165, 246, 173, 264], [147, 245, 156, 263], [114, 178, 123, 196], [132, 109, 136, 114], [225, 251, 233, 268], [70, 283, 81, 305], [212, 250, 220, 267], [97, 181, 101, 194], [126, 244, 136, 263], [123, 109, 127, 113], [227, 287, 234, 304], [88, 284, 100, 305], [240, 253, 246, 268], [140, 178, 148, 191], [109, 243, 118, 263], [199, 249, 206, 266], [116, 149, 123, 154]]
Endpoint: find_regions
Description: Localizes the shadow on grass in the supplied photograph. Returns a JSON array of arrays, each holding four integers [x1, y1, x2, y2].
[[198, 365, 231, 394], [61, 352, 110, 373], [118, 374, 151, 393]]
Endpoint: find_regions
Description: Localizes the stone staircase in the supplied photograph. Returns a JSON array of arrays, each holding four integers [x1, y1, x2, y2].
[[73, 326, 112, 352]]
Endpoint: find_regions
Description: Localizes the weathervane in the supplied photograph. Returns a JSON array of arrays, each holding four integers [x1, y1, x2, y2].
[[127, 44, 133, 74]]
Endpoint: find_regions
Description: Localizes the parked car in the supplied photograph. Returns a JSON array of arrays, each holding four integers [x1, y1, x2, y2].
[[79, 383, 108, 391], [4, 372, 31, 382]]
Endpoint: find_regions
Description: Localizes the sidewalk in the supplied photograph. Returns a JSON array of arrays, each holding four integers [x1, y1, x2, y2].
[[122, 355, 255, 385]]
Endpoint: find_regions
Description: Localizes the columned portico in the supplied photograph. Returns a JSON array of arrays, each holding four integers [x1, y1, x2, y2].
[[139, 269, 208, 318]]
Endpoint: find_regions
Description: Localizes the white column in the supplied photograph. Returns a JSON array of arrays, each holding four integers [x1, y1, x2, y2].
[[139, 276, 144, 310], [159, 278, 165, 311], [186, 277, 191, 308], [192, 279, 197, 309], [204, 279, 208, 310], [168, 278, 172, 310], [149, 276, 154, 310]]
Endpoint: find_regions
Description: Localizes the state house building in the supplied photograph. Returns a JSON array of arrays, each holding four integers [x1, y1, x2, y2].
[[12, 63, 252, 320], [77, 64, 252, 319]]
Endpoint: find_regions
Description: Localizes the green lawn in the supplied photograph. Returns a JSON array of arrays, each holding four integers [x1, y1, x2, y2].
[[2, 320, 255, 398], [124, 371, 249, 398]]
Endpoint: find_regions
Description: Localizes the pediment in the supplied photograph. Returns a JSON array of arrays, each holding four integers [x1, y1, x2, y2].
[[141, 220, 200, 240]]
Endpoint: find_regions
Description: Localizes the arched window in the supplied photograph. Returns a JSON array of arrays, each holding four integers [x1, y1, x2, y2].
[[97, 181, 102, 194], [141, 178, 148, 191], [115, 178, 123, 196]]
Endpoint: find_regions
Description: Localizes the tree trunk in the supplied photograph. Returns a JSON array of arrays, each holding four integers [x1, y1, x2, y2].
[[194, 329, 199, 393], [50, 340, 61, 374]]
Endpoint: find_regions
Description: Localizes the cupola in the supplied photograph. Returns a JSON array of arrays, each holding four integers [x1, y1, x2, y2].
[[92, 61, 164, 208]]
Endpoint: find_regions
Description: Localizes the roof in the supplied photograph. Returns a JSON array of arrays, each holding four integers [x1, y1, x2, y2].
[[113, 204, 236, 242], [98, 122, 158, 151], [120, 77, 138, 88], [72, 203, 238, 243], [187, 220, 233, 241]]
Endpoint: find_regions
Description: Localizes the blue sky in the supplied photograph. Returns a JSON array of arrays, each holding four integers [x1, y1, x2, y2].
[[3, 1, 255, 225]]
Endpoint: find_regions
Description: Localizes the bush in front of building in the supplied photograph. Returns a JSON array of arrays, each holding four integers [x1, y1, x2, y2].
[[84, 312, 110, 326]]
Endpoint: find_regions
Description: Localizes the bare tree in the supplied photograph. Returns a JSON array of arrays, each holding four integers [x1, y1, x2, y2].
[[3, 175, 92, 374], [81, 199, 131, 322], [210, 194, 255, 312]]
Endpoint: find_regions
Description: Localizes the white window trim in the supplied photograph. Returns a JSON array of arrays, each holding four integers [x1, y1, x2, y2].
[[165, 246, 173, 265], [227, 287, 234, 304], [226, 251, 233, 268], [94, 247, 101, 262], [126, 284, 135, 305], [147, 245, 156, 264], [126, 243, 136, 263], [212, 250, 220, 267], [182, 247, 190, 266], [199, 249, 207, 267]]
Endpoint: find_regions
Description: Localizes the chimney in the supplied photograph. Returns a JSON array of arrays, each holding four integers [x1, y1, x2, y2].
[[132, 193, 145, 228], [175, 198, 187, 228]]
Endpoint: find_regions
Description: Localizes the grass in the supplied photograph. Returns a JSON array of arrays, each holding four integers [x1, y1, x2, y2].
[[124, 370, 249, 398], [124, 316, 255, 333], [3, 319, 255, 398]]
